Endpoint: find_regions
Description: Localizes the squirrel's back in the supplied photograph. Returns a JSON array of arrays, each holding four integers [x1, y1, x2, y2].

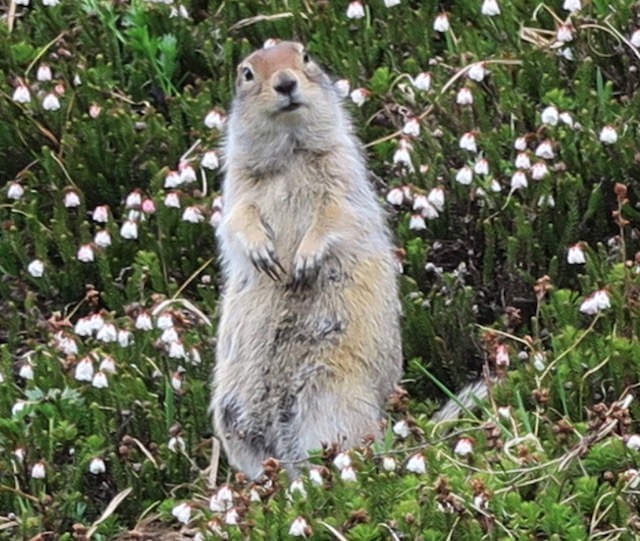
[[212, 41, 402, 479]]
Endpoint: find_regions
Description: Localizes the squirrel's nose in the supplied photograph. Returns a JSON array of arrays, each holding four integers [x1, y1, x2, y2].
[[273, 74, 298, 96]]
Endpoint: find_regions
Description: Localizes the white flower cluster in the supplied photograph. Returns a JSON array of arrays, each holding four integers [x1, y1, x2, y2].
[[579, 289, 611, 315], [386, 184, 445, 232], [160, 142, 224, 233]]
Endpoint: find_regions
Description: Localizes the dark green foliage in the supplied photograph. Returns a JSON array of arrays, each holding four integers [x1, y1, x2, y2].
[[2, 0, 640, 539]]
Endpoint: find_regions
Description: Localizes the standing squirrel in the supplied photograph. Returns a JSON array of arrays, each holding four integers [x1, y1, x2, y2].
[[211, 41, 402, 479]]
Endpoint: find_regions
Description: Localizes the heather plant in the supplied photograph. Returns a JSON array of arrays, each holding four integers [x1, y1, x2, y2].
[[2, 0, 640, 540]]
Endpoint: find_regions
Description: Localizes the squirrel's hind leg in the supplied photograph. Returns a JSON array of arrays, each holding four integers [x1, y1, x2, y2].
[[293, 384, 383, 456]]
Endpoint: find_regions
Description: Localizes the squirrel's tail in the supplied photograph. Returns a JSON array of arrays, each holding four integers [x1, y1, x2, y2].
[[431, 379, 489, 423]]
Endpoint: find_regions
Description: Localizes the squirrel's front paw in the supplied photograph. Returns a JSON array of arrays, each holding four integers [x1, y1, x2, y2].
[[291, 244, 326, 292], [247, 241, 285, 281]]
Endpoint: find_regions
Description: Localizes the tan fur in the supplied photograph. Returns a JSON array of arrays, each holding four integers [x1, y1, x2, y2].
[[211, 41, 402, 479]]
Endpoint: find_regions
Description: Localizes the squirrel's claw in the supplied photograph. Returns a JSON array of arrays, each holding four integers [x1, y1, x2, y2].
[[290, 252, 322, 292], [249, 244, 285, 281]]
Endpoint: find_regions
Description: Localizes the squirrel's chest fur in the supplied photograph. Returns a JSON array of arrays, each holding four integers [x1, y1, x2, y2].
[[217, 153, 351, 369], [251, 155, 325, 260]]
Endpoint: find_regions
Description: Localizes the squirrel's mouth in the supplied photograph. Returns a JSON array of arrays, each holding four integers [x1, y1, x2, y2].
[[280, 101, 303, 112]]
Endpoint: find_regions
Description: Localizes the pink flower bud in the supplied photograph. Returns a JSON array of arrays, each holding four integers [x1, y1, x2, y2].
[[567, 243, 586, 264], [94, 230, 111, 248], [386, 187, 404, 206], [405, 452, 426, 474], [402, 117, 421, 137], [125, 190, 142, 208], [135, 312, 153, 331], [289, 516, 312, 537], [171, 371, 183, 391], [531, 162, 549, 180], [75, 357, 94, 382], [412, 72, 431, 91], [12, 84, 31, 104], [454, 437, 474, 456], [433, 13, 450, 32], [481, 0, 500, 16], [120, 220, 138, 240], [164, 192, 181, 208], [514, 136, 527, 151], [455, 166, 473, 185], [459, 132, 477, 152], [541, 105, 559, 126], [142, 198, 156, 214], [599, 125, 618, 145], [562, 0, 581, 13], [64, 191, 81, 208], [204, 109, 226, 130], [350, 87, 370, 106], [346, 1, 365, 19], [92, 371, 109, 389], [92, 205, 109, 222], [165, 170, 181, 188], [172, 502, 192, 524], [182, 206, 205, 223], [179, 162, 197, 184], [42, 93, 61, 111], [409, 214, 427, 230], [31, 461, 46, 479], [456, 87, 473, 105], [89, 457, 106, 474], [495, 344, 510, 367], [201, 151, 219, 170], [514, 152, 530, 170], [535, 140, 554, 160], [28, 259, 44, 277], [37, 64, 52, 82], [210, 209, 222, 229], [474, 159, 489, 176], [467, 62, 487, 82], [77, 244, 95, 262], [334, 79, 351, 98], [556, 25, 573, 43]]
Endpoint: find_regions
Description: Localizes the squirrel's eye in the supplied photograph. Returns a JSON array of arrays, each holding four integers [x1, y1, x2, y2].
[[303, 52, 310, 63], [242, 67, 254, 81]]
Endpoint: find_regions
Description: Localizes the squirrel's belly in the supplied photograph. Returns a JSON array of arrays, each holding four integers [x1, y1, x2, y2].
[[216, 263, 349, 368], [213, 250, 401, 477]]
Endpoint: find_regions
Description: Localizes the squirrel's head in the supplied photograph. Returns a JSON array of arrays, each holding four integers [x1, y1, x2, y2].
[[233, 41, 334, 121], [225, 41, 355, 168]]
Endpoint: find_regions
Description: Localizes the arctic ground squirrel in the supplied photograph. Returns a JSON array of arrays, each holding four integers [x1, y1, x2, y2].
[[211, 41, 403, 479]]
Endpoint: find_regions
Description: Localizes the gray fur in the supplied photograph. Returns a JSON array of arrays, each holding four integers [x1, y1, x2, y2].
[[431, 380, 490, 423], [211, 42, 402, 479]]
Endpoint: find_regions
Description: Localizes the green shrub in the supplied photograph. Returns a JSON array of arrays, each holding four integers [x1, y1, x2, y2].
[[2, 0, 640, 539]]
